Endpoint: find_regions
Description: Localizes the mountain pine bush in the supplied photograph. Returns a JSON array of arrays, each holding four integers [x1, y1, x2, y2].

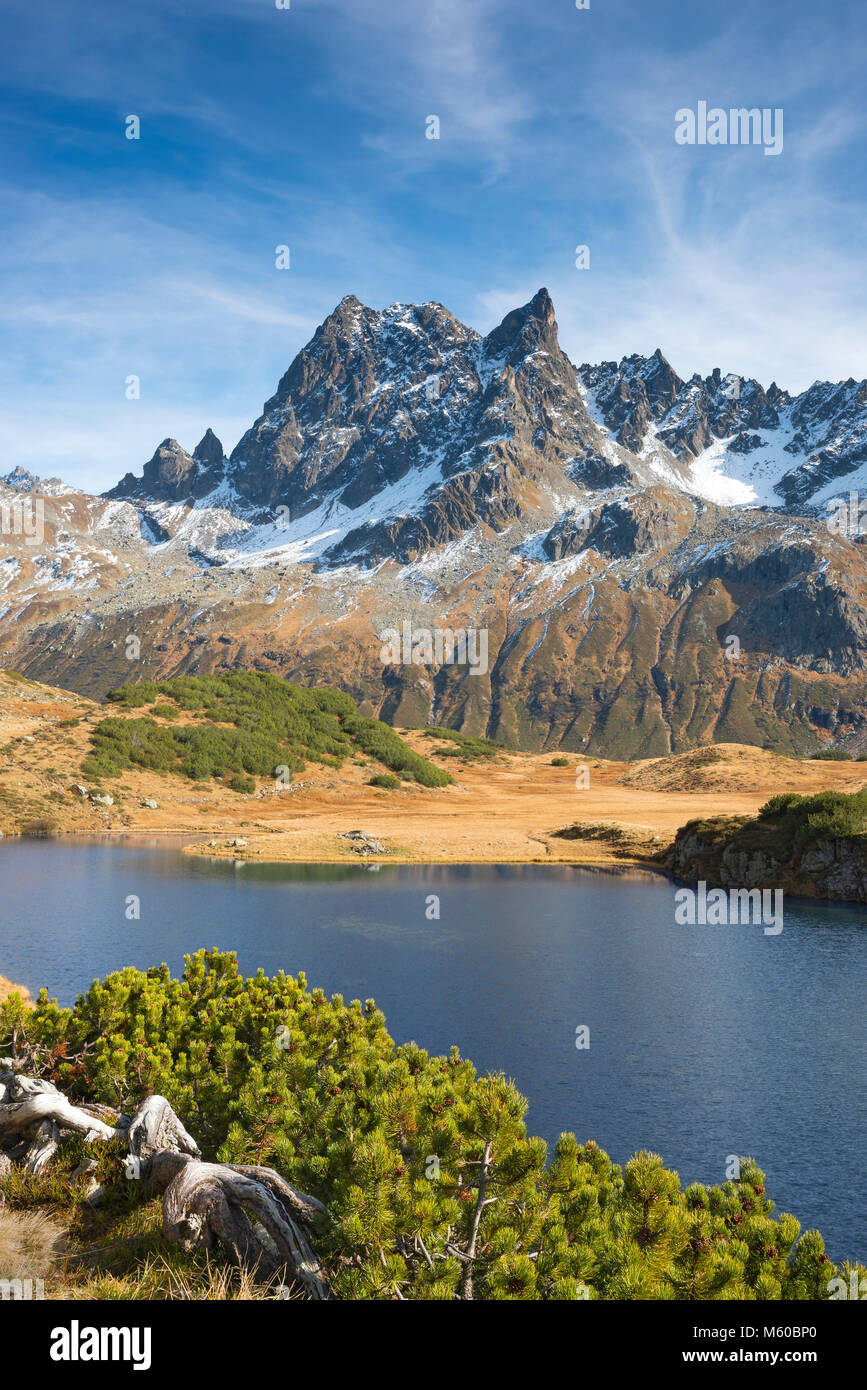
[[759, 787, 867, 847], [1, 950, 857, 1300], [84, 673, 451, 790]]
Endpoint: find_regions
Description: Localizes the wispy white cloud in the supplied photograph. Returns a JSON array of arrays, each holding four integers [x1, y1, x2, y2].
[[0, 0, 865, 489]]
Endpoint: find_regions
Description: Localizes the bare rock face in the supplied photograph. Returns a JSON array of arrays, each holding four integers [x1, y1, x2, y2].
[[776, 379, 867, 505], [667, 819, 867, 903], [106, 432, 226, 503], [578, 354, 867, 511], [579, 355, 785, 461], [192, 428, 224, 471], [543, 490, 695, 561], [222, 287, 607, 540]]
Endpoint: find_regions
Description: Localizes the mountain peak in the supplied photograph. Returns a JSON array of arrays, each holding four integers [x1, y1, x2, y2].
[[104, 432, 227, 504], [194, 428, 224, 466], [154, 438, 187, 458], [1, 465, 42, 492], [483, 287, 559, 365], [102, 288, 867, 525], [0, 465, 72, 497], [327, 293, 366, 325], [528, 286, 555, 321]]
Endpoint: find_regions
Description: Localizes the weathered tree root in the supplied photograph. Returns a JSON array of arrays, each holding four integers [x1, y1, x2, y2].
[[0, 1067, 333, 1299], [127, 1094, 200, 1164], [149, 1155, 331, 1299]]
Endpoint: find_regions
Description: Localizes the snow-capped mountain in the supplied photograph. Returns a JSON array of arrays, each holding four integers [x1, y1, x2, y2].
[[107, 288, 615, 565], [101, 287, 867, 567], [1, 466, 76, 498], [3, 288, 867, 758], [578, 352, 867, 510]]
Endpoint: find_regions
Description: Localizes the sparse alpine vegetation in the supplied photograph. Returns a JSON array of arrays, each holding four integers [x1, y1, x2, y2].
[[83, 672, 452, 790], [420, 728, 503, 761]]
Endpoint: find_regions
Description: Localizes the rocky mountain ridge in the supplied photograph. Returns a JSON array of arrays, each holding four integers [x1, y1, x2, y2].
[[3, 288, 867, 758]]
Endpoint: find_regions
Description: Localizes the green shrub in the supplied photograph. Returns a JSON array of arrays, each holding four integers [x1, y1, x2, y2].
[[342, 713, 452, 787], [85, 674, 450, 792], [809, 749, 853, 761], [368, 773, 400, 789], [150, 704, 180, 721], [758, 787, 867, 848], [0, 950, 852, 1302], [422, 728, 503, 762], [107, 682, 159, 708], [759, 794, 806, 819], [228, 774, 255, 794], [550, 757, 570, 767]]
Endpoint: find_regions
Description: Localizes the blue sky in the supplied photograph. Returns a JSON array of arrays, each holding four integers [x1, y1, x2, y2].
[[1, 0, 865, 491]]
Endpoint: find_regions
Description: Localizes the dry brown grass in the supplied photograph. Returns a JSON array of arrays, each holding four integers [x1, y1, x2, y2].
[[136, 1255, 302, 1301], [0, 975, 32, 1007], [0, 1204, 66, 1280], [618, 743, 867, 794], [3, 668, 867, 869]]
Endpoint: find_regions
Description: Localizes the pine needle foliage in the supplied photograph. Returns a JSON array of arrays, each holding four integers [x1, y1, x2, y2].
[[1, 952, 856, 1301]]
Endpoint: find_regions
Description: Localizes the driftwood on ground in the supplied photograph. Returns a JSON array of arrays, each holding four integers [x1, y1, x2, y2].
[[0, 1064, 332, 1299]]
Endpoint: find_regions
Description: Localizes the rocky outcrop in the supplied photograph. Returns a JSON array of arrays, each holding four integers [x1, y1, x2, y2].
[[106, 431, 226, 502], [579, 356, 787, 461], [543, 490, 695, 561], [666, 817, 867, 902]]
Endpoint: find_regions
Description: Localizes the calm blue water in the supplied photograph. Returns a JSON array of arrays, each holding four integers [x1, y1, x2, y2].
[[1, 839, 864, 1263]]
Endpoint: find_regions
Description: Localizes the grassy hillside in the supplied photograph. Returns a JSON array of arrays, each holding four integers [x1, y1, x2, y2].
[[83, 672, 452, 792]]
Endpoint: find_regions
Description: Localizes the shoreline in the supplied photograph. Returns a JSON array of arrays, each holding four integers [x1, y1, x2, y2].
[[0, 823, 664, 870], [8, 821, 867, 904], [4, 668, 867, 897]]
